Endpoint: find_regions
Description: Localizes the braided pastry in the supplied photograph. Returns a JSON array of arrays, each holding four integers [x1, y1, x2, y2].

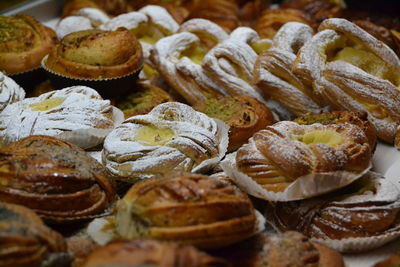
[[0, 72, 25, 113]]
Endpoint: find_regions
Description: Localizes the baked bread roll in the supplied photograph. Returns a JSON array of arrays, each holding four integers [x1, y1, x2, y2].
[[0, 135, 117, 223], [115, 173, 262, 248], [0, 86, 121, 148], [0, 72, 25, 113], [103, 102, 228, 182], [0, 202, 68, 267], [82, 239, 228, 267], [266, 171, 400, 252], [0, 14, 57, 75], [293, 18, 400, 145]]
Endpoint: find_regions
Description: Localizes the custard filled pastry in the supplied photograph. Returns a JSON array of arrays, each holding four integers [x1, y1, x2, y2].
[[103, 102, 228, 182], [82, 239, 228, 267], [115, 173, 263, 248], [266, 171, 400, 252], [293, 18, 400, 145], [0, 72, 25, 113], [0, 202, 68, 267], [0, 86, 121, 148], [222, 121, 372, 200], [0, 135, 117, 223], [0, 14, 57, 75]]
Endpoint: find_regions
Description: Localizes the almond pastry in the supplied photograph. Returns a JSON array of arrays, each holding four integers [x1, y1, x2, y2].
[[0, 202, 68, 267], [0, 72, 25, 113], [0, 135, 117, 223], [231, 120, 371, 198], [82, 239, 228, 267], [102, 102, 228, 182], [266, 171, 400, 252], [254, 22, 325, 116], [115, 173, 262, 248], [293, 18, 400, 145], [0, 86, 120, 148]]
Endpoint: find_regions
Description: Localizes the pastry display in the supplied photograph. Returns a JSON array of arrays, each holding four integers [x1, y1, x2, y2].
[[82, 239, 228, 267], [115, 173, 263, 248], [194, 95, 274, 152], [266, 171, 400, 252], [0, 135, 117, 223], [293, 18, 400, 145], [0, 202, 68, 267], [103, 102, 228, 182], [0, 86, 121, 148], [374, 254, 400, 267], [0, 72, 25, 113]]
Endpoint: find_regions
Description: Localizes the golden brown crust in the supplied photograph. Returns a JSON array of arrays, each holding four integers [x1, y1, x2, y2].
[[0, 14, 57, 74], [44, 28, 143, 80], [353, 20, 397, 52], [0, 135, 117, 223], [67, 235, 99, 267], [62, 0, 131, 17], [374, 254, 400, 267], [311, 242, 345, 267]]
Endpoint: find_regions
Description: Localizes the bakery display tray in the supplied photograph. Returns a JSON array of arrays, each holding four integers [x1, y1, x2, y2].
[[3, 0, 400, 266]]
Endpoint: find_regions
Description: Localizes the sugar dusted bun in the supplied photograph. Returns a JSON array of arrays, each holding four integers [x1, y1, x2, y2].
[[0, 72, 25, 113]]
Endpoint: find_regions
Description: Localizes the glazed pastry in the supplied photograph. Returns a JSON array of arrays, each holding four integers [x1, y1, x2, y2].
[[194, 95, 274, 152], [62, 0, 130, 17], [266, 171, 400, 252], [374, 254, 400, 267], [0, 72, 25, 113], [0, 86, 120, 148], [67, 234, 99, 267], [116, 82, 173, 118], [115, 173, 262, 248], [254, 8, 312, 39], [82, 239, 228, 267], [0, 135, 117, 223], [227, 120, 371, 199], [0, 202, 69, 267], [103, 102, 228, 182], [293, 18, 400, 145], [254, 22, 325, 116], [294, 111, 377, 151], [0, 14, 57, 74]]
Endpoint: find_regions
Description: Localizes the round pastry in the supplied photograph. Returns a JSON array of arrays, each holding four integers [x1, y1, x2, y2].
[[0, 14, 57, 75], [293, 18, 400, 145], [266, 171, 400, 252], [115, 173, 263, 248], [0, 86, 122, 148], [224, 120, 372, 200], [374, 254, 400, 267], [0, 202, 68, 267], [102, 102, 229, 182], [0, 135, 117, 223], [0, 72, 25, 113], [82, 239, 228, 267], [116, 82, 173, 119], [194, 95, 274, 152]]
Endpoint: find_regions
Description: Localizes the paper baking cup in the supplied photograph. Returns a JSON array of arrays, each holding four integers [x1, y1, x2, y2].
[[9, 66, 48, 93], [41, 55, 142, 99], [220, 153, 371, 201]]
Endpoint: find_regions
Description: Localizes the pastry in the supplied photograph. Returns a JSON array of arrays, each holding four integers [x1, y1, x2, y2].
[[115, 173, 262, 248], [374, 254, 400, 267], [194, 95, 274, 152], [0, 14, 57, 75], [254, 22, 326, 116], [102, 102, 228, 182], [227, 120, 371, 199], [0, 202, 69, 267], [0, 86, 121, 148], [293, 18, 400, 145], [0, 135, 117, 223], [0, 72, 25, 113], [62, 0, 130, 17], [266, 171, 400, 252], [82, 239, 228, 267], [67, 234, 99, 267]]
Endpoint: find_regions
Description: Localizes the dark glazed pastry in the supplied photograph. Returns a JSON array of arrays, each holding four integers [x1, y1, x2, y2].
[[0, 135, 117, 223], [374, 254, 400, 267]]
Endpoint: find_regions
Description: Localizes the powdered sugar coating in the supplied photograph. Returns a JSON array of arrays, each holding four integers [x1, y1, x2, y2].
[[179, 18, 229, 43], [56, 16, 93, 39], [138, 5, 179, 33], [75, 8, 110, 27], [0, 72, 25, 113], [99, 12, 147, 31], [273, 22, 314, 54], [102, 102, 229, 182]]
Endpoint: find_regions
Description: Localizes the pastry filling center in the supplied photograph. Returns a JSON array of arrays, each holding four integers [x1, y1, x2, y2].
[[251, 39, 272, 55], [133, 23, 168, 45], [296, 130, 345, 146], [135, 125, 175, 146], [29, 98, 65, 111], [180, 44, 207, 65]]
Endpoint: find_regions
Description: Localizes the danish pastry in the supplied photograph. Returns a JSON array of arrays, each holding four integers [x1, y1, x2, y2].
[[0, 135, 117, 223], [103, 102, 228, 182], [266, 171, 400, 252], [115, 173, 262, 248], [0, 86, 120, 148], [0, 72, 25, 113], [293, 18, 400, 145]]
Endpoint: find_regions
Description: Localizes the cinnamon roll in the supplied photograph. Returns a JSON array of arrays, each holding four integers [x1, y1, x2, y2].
[[0, 135, 117, 223], [0, 72, 25, 113]]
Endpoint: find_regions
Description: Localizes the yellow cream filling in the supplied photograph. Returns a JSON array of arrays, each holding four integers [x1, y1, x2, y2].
[[296, 130, 345, 147], [251, 39, 272, 55], [135, 125, 175, 146], [179, 45, 207, 65], [132, 23, 170, 45], [29, 98, 65, 111]]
